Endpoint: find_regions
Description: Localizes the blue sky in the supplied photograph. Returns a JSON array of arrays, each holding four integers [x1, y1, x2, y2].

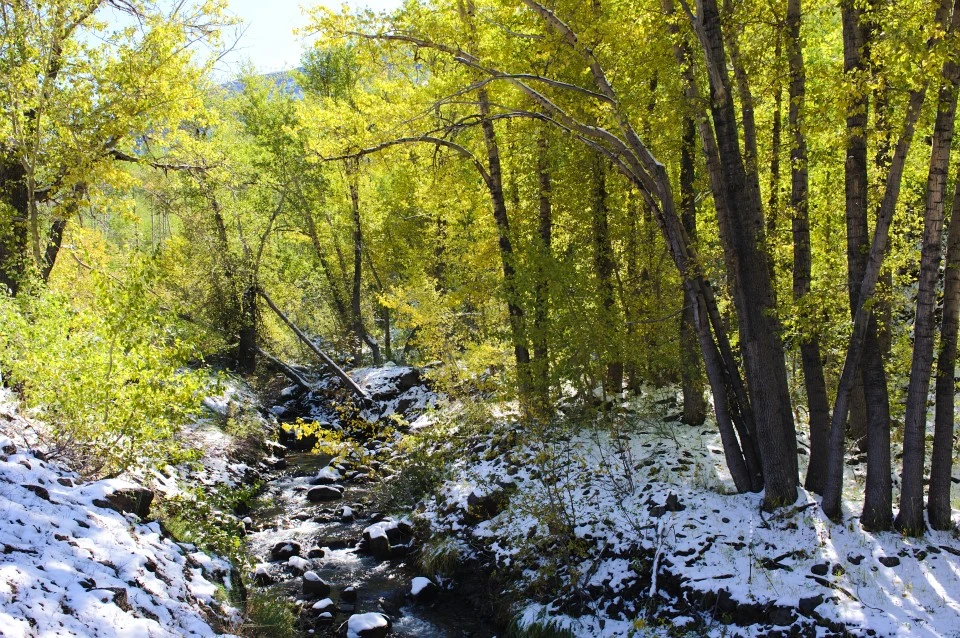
[[217, 0, 402, 78]]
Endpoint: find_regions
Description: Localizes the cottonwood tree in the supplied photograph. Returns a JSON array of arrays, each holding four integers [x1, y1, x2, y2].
[[0, 0, 231, 295]]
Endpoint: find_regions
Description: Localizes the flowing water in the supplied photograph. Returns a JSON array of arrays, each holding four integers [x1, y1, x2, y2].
[[245, 381, 498, 637]]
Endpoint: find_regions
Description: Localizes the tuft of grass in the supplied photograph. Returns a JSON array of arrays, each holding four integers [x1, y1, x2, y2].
[[418, 534, 461, 577], [241, 590, 297, 638], [505, 615, 576, 638]]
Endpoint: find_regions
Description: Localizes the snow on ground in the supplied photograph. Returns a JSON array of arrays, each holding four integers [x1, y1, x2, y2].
[[0, 390, 239, 637], [419, 390, 960, 637], [351, 364, 438, 420], [168, 376, 274, 494]]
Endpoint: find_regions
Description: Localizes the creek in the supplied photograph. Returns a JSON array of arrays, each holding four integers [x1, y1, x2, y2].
[[243, 367, 499, 637]]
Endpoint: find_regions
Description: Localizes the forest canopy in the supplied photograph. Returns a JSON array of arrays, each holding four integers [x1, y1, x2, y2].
[[1, 0, 959, 544]]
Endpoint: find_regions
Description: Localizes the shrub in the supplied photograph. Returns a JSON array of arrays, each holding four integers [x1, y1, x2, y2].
[[157, 480, 260, 564], [0, 261, 206, 477], [241, 590, 297, 638]]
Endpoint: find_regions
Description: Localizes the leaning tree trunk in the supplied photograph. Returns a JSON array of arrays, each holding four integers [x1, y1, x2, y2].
[[658, 0, 763, 492], [679, 117, 707, 425], [787, 0, 832, 496], [929, 167, 960, 529], [477, 89, 533, 399], [898, 5, 959, 533], [838, 0, 895, 530], [821, 86, 927, 521]]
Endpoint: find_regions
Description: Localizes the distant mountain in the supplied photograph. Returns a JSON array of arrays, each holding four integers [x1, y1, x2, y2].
[[220, 69, 304, 99]]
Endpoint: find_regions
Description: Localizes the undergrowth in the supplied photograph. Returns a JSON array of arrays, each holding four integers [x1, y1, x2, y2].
[[240, 590, 297, 638]]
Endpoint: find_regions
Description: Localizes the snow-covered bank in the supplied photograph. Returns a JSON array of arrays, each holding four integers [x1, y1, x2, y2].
[[0, 391, 240, 637], [415, 393, 960, 637]]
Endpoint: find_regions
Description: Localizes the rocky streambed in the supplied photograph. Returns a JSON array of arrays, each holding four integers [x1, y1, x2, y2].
[[243, 365, 498, 637]]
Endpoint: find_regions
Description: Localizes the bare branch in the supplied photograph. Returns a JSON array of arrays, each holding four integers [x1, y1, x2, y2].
[[108, 148, 218, 173], [320, 135, 492, 187]]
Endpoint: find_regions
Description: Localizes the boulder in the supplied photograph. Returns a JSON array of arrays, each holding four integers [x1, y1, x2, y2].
[[767, 606, 796, 626], [362, 521, 397, 559], [312, 597, 336, 612], [288, 556, 311, 574], [465, 489, 505, 523], [24, 484, 52, 502], [345, 612, 391, 638], [302, 571, 331, 597], [798, 594, 824, 615], [102, 587, 131, 612], [93, 486, 153, 519], [307, 485, 344, 502], [409, 577, 439, 604], [253, 564, 273, 586], [341, 586, 358, 603], [270, 541, 301, 561], [367, 534, 391, 560], [0, 437, 16, 455]]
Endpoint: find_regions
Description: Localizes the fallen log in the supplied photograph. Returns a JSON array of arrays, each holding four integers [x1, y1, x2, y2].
[[256, 346, 312, 392], [256, 288, 372, 404]]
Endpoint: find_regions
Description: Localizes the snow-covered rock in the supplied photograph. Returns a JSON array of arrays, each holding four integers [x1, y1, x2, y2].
[[345, 612, 390, 638], [311, 597, 335, 611], [302, 571, 331, 597], [270, 541, 301, 561], [409, 576, 439, 603], [307, 484, 344, 502], [312, 465, 342, 484]]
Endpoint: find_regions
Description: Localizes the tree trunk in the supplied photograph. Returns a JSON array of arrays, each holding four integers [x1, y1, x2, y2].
[[838, 0, 895, 530], [692, 0, 799, 508], [767, 34, 783, 286], [0, 157, 30, 296], [382, 306, 392, 362], [929, 168, 960, 530], [821, 86, 927, 521], [237, 285, 258, 374], [624, 194, 643, 393], [592, 154, 623, 395], [40, 217, 67, 283], [460, 0, 532, 401], [207, 191, 258, 373], [786, 0, 831, 496], [898, 9, 959, 533], [680, 117, 706, 425], [347, 160, 383, 365], [302, 202, 351, 327], [841, 0, 872, 448], [532, 130, 553, 413], [476, 90, 532, 400]]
